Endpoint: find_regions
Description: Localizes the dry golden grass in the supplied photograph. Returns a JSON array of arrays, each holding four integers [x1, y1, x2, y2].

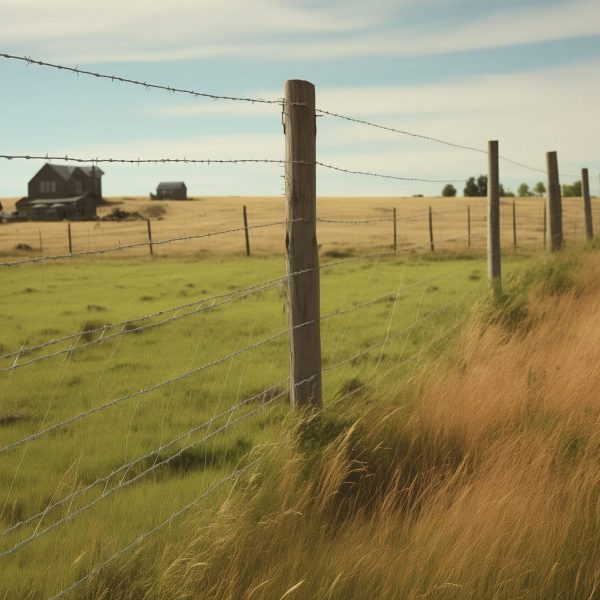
[[1, 195, 596, 259], [84, 248, 600, 599]]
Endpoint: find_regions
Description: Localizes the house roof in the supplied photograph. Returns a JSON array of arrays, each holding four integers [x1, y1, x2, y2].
[[157, 181, 186, 190], [39, 164, 105, 180]]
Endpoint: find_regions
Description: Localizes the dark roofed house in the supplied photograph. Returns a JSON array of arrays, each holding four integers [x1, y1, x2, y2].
[[16, 163, 104, 221], [152, 181, 187, 200]]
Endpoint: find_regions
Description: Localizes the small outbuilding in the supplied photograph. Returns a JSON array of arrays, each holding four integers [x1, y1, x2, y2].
[[151, 182, 187, 200], [15, 194, 97, 221]]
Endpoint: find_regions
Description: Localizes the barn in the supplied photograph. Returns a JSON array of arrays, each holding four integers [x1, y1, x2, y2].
[[152, 181, 187, 200]]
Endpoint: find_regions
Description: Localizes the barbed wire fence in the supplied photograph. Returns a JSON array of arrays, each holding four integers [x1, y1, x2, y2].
[[0, 54, 596, 598]]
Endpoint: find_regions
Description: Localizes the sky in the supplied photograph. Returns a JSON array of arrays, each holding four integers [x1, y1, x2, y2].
[[1, 0, 599, 198]]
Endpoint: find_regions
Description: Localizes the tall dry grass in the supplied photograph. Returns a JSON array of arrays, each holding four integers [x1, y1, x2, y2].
[[86, 249, 600, 600]]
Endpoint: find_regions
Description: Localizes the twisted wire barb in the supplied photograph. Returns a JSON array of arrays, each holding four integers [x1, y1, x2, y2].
[[0, 53, 280, 105]]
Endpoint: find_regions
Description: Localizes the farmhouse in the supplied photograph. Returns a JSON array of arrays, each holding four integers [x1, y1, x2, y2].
[[152, 181, 187, 200], [16, 163, 104, 221]]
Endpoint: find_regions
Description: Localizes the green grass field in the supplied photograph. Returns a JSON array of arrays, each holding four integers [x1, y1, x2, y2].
[[0, 250, 530, 598]]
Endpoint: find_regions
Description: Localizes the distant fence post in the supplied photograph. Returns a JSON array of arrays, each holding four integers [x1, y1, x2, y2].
[[38, 229, 43, 255], [543, 204, 547, 247], [487, 140, 501, 289], [428, 206, 434, 251], [467, 205, 471, 249], [67, 223, 73, 254], [512, 199, 517, 248], [393, 207, 397, 253], [582, 168, 594, 241], [546, 151, 563, 251], [146, 219, 154, 256], [284, 79, 322, 409], [243, 205, 251, 257]]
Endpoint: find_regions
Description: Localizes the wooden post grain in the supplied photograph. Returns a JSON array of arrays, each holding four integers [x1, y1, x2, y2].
[[243, 205, 251, 257], [284, 79, 322, 409], [582, 168, 594, 241], [393, 207, 397, 253], [67, 223, 73, 254], [546, 151, 563, 251], [146, 219, 154, 256], [512, 199, 517, 248], [467, 205, 471, 249], [428, 206, 434, 251], [487, 140, 501, 288]]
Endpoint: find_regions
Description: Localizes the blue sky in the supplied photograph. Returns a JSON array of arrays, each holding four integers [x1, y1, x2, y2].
[[1, 0, 599, 198]]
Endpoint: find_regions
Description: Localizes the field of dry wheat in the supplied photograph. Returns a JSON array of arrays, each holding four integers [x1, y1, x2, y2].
[[1, 195, 597, 260]]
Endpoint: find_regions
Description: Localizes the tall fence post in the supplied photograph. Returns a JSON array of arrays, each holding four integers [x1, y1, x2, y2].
[[546, 151, 563, 251], [428, 206, 434, 251], [512, 199, 517, 248], [243, 205, 251, 257], [38, 229, 43, 255], [146, 219, 154, 256], [284, 79, 322, 409], [67, 223, 73, 254], [467, 205, 471, 249], [487, 140, 501, 290], [393, 207, 397, 253], [582, 168, 594, 241]]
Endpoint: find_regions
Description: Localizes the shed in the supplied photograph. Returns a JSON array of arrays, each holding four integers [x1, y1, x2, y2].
[[15, 194, 97, 221], [152, 181, 187, 200]]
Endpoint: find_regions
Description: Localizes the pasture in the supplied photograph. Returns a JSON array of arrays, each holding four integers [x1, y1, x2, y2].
[[0, 243, 532, 597]]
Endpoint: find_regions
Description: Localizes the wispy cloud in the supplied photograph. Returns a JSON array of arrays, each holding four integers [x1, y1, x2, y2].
[[2, 0, 599, 63]]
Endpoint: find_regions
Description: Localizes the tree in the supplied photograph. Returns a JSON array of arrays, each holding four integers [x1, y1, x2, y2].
[[476, 175, 487, 196], [442, 184, 457, 197], [534, 181, 546, 196], [464, 177, 479, 197], [518, 183, 532, 197], [562, 180, 582, 197]]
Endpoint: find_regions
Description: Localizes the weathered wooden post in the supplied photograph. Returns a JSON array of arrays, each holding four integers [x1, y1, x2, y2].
[[487, 140, 501, 290], [543, 204, 547, 247], [38, 230, 43, 254], [67, 223, 73, 254], [467, 205, 471, 249], [512, 199, 517, 248], [546, 151, 563, 251], [243, 205, 251, 257], [146, 219, 154, 256], [393, 207, 397, 253], [284, 79, 322, 409], [582, 168, 594, 241], [428, 206, 434, 251]]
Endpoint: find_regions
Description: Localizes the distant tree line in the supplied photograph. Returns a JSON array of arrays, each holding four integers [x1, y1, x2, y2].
[[442, 178, 583, 198]]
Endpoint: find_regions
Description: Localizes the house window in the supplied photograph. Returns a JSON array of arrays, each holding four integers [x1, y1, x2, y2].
[[74, 180, 82, 194], [40, 181, 56, 193]]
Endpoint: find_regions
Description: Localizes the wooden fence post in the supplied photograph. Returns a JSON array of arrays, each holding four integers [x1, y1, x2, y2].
[[146, 219, 154, 256], [546, 151, 563, 251], [393, 207, 397, 253], [243, 205, 251, 257], [543, 204, 547, 247], [284, 79, 322, 409], [467, 205, 471, 249], [582, 168, 594, 241], [512, 199, 517, 248], [428, 206, 434, 251], [67, 223, 73, 254], [487, 140, 501, 289], [38, 229, 43, 254]]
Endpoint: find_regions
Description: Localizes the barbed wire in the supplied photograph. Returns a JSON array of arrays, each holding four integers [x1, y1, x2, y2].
[[0, 244, 472, 455], [0, 53, 280, 105], [0, 250, 397, 368], [48, 459, 260, 600], [0, 382, 286, 540], [316, 161, 463, 183]]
